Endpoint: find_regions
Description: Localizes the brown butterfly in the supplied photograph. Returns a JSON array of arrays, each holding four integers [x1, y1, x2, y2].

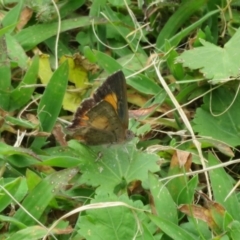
[[66, 71, 134, 145]]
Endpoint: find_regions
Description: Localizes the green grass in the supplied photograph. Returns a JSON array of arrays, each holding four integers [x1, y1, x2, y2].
[[1, 0, 240, 239]]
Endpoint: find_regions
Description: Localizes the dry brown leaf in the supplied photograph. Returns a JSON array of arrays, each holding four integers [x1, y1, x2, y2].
[[52, 124, 68, 146], [170, 150, 192, 170], [17, 7, 33, 31]]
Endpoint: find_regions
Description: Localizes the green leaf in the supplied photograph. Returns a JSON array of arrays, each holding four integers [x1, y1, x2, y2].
[[165, 41, 185, 80], [78, 193, 148, 240], [4, 115, 38, 129], [166, 9, 220, 49], [177, 175, 198, 205], [0, 142, 40, 167], [0, 23, 17, 37], [15, 17, 107, 51], [94, 50, 122, 72], [227, 221, 240, 240], [59, 0, 85, 18], [0, 178, 22, 212], [5, 34, 28, 69], [93, 52, 161, 95], [148, 172, 178, 224], [103, 5, 143, 54], [127, 73, 162, 95], [9, 55, 39, 111], [208, 153, 240, 222], [0, 33, 11, 110], [180, 217, 211, 239], [193, 86, 240, 147], [0, 215, 26, 230], [7, 226, 48, 240], [118, 53, 147, 72], [148, 214, 196, 240], [41, 148, 82, 168], [176, 28, 240, 83], [72, 140, 159, 192], [2, 0, 23, 33], [11, 168, 78, 230], [156, 0, 207, 49], [31, 61, 69, 149]]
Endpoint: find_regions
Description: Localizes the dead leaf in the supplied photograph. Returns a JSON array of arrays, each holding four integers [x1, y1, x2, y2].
[[52, 124, 67, 147], [17, 7, 33, 31], [179, 200, 226, 234], [170, 150, 192, 169], [129, 104, 158, 119]]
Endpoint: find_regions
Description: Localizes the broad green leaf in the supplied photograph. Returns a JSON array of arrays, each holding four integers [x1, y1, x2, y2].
[[148, 214, 196, 240], [5, 34, 28, 69], [11, 168, 78, 230], [0, 143, 40, 167], [41, 156, 81, 168], [2, 0, 23, 33], [78, 193, 148, 240], [176, 28, 240, 83], [91, 52, 162, 95], [15, 17, 107, 51], [227, 221, 240, 240], [177, 175, 198, 205], [31, 61, 68, 149], [193, 86, 240, 147], [148, 172, 178, 224], [118, 53, 147, 72], [0, 23, 17, 37], [71, 140, 159, 192], [94, 50, 122, 72], [0, 178, 22, 212], [208, 153, 240, 222], [0, 215, 26, 229], [26, 169, 42, 191], [127, 73, 162, 95], [180, 216, 211, 239], [9, 55, 39, 111], [40, 146, 83, 168], [7, 226, 49, 240]]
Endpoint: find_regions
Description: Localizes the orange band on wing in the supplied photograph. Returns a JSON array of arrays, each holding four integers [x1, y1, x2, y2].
[[104, 93, 117, 111], [78, 115, 89, 126]]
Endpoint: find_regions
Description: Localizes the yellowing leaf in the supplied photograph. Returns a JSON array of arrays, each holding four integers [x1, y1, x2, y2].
[[63, 90, 82, 113], [60, 54, 88, 88], [38, 54, 52, 84]]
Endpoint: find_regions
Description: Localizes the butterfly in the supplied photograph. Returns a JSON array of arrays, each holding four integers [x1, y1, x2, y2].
[[67, 71, 134, 145]]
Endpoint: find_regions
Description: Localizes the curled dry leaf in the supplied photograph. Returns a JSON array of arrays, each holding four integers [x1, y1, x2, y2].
[[17, 7, 33, 31], [179, 201, 226, 234]]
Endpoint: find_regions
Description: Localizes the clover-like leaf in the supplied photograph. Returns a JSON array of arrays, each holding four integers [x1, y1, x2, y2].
[[193, 86, 240, 147], [78, 192, 151, 240], [75, 140, 159, 192], [176, 28, 240, 83]]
